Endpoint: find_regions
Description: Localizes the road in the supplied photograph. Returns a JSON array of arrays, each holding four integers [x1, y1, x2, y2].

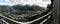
[[0, 12, 51, 24]]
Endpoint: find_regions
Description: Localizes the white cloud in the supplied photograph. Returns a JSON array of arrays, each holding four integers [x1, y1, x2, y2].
[[4, 0, 51, 7]]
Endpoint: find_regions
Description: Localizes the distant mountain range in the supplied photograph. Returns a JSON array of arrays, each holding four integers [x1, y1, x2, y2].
[[0, 4, 47, 13], [11, 4, 47, 11]]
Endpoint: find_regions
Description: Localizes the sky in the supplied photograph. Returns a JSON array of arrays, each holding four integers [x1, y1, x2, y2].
[[0, 0, 51, 7], [0, 0, 4, 5]]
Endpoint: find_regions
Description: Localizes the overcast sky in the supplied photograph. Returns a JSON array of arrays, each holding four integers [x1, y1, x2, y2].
[[0, 0, 51, 7]]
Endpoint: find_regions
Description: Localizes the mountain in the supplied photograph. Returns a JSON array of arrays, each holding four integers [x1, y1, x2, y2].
[[11, 4, 47, 11]]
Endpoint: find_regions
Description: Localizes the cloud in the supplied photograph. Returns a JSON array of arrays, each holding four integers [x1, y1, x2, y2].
[[4, 0, 51, 7]]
